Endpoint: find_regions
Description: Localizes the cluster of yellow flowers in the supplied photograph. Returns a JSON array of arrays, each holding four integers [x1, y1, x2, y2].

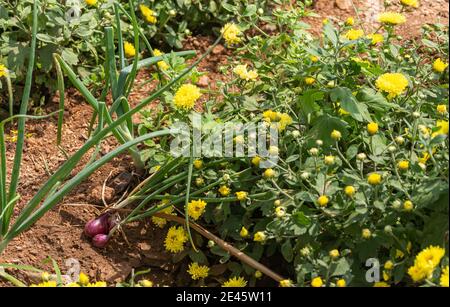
[[30, 272, 107, 287], [375, 73, 409, 98], [401, 0, 419, 8], [187, 262, 210, 280], [187, 199, 207, 220], [233, 64, 258, 81], [164, 226, 188, 253], [262, 110, 293, 132], [221, 23, 242, 45], [153, 49, 170, 70], [433, 58, 449, 73], [407, 246, 447, 286], [377, 12, 407, 25], [173, 84, 202, 110], [139, 4, 157, 24]]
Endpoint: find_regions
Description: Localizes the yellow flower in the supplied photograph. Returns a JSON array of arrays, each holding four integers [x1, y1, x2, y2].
[[345, 29, 364, 40], [317, 195, 329, 207], [124, 42, 136, 58], [397, 160, 409, 170], [440, 266, 449, 287], [252, 156, 261, 166], [140, 4, 157, 24], [153, 49, 169, 70], [384, 260, 394, 270], [305, 77, 316, 85], [437, 104, 447, 114], [275, 206, 286, 218], [376, 73, 409, 98], [139, 279, 154, 287], [187, 199, 207, 220], [218, 185, 231, 197], [373, 281, 390, 287], [322, 18, 329, 25], [65, 282, 81, 287], [0, 64, 8, 77], [79, 272, 89, 286], [367, 33, 384, 45], [433, 120, 449, 137], [383, 270, 391, 281], [344, 186, 356, 197], [415, 246, 445, 270], [278, 113, 293, 132], [235, 191, 248, 201], [30, 281, 57, 287], [324, 155, 335, 165], [222, 276, 247, 287], [433, 58, 449, 73], [367, 122, 379, 135], [187, 263, 210, 280], [193, 159, 203, 169], [85, 0, 97, 6], [331, 129, 342, 140], [345, 17, 354, 26], [377, 12, 407, 25], [329, 249, 340, 259], [240, 226, 249, 238], [401, 0, 419, 8], [362, 228, 372, 239], [221, 23, 242, 45], [254, 231, 267, 242], [310, 55, 319, 62], [336, 279, 346, 287], [86, 281, 107, 287], [233, 64, 258, 81], [367, 173, 382, 185], [41, 272, 50, 281], [173, 84, 202, 110], [311, 277, 323, 287], [263, 168, 275, 178], [151, 204, 175, 228], [164, 226, 188, 253], [279, 279, 293, 287]]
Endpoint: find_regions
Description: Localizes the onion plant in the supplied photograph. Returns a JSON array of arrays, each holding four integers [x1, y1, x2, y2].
[[0, 0, 214, 254]]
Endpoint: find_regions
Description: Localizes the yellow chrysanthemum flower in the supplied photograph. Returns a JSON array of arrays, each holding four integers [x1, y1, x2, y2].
[[139, 279, 154, 287], [235, 191, 248, 201], [317, 195, 329, 207], [153, 49, 170, 70], [30, 281, 58, 287], [240, 226, 249, 238], [331, 129, 342, 140], [0, 64, 8, 77], [311, 277, 323, 287], [362, 228, 372, 239], [140, 4, 157, 24], [345, 17, 354, 26], [279, 279, 293, 287], [173, 84, 202, 110], [367, 173, 382, 185], [85, 0, 97, 6], [253, 231, 267, 242], [324, 155, 335, 165], [336, 279, 346, 287], [329, 249, 340, 259], [367, 33, 384, 45], [221, 23, 242, 45], [440, 266, 449, 287], [433, 58, 449, 73], [151, 204, 175, 228], [187, 199, 207, 220], [233, 64, 258, 81], [397, 160, 409, 170], [384, 261, 394, 270], [401, 0, 419, 7], [437, 104, 447, 114], [377, 12, 407, 25], [345, 29, 364, 40], [187, 262, 210, 280], [373, 281, 390, 287], [310, 55, 319, 62], [344, 186, 356, 197], [415, 246, 446, 270], [86, 281, 107, 287], [433, 120, 449, 137], [124, 42, 136, 58], [222, 276, 247, 287], [263, 168, 275, 178], [218, 185, 231, 197], [375, 73, 409, 98], [305, 77, 316, 85], [367, 122, 379, 135], [79, 272, 89, 286], [164, 226, 188, 253], [252, 156, 261, 166], [193, 159, 203, 169]]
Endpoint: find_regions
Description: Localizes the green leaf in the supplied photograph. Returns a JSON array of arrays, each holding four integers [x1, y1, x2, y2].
[[330, 87, 372, 122], [61, 48, 79, 66], [281, 240, 294, 262], [292, 211, 311, 226]]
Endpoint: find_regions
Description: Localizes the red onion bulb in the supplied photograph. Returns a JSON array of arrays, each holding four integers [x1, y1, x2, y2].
[[92, 234, 109, 248]]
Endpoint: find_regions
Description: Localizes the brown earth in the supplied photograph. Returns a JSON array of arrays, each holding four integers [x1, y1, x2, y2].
[[0, 1, 448, 286]]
